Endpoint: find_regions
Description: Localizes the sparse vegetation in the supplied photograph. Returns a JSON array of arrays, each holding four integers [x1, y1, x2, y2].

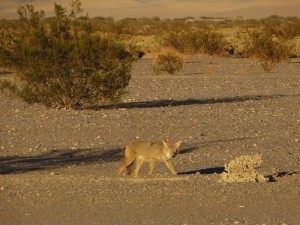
[[0, 1, 300, 108], [221, 154, 268, 183]]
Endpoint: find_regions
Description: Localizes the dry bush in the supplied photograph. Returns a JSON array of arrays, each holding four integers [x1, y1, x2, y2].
[[246, 31, 292, 72], [153, 50, 183, 75], [221, 154, 267, 183], [262, 16, 300, 40], [162, 28, 226, 55]]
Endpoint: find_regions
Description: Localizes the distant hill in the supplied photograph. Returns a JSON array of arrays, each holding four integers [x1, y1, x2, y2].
[[0, 0, 299, 20]]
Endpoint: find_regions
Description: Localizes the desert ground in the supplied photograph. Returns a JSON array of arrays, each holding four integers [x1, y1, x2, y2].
[[0, 56, 300, 225]]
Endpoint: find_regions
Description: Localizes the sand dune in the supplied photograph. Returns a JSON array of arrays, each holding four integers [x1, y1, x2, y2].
[[0, 0, 299, 19]]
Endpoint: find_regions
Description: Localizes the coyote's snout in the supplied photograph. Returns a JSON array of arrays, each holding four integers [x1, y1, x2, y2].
[[116, 139, 182, 177]]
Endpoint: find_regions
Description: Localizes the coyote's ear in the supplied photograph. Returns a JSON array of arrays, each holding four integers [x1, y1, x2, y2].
[[175, 140, 182, 148], [162, 139, 169, 146]]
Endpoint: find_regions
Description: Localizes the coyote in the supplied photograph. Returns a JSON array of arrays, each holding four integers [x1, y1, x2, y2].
[[116, 139, 182, 177]]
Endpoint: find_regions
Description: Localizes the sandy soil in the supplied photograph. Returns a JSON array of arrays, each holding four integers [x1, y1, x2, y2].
[[1, 56, 300, 225]]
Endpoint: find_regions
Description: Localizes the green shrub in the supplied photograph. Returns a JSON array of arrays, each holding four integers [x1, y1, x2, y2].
[[154, 52, 183, 75], [0, 1, 136, 109], [246, 31, 292, 72]]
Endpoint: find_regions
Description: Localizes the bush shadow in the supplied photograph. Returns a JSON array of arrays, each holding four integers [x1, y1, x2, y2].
[[88, 94, 286, 110], [0, 147, 123, 175]]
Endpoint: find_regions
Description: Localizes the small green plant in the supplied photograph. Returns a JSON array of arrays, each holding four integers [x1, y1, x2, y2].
[[154, 52, 183, 75], [246, 30, 292, 72], [0, 1, 136, 109], [221, 154, 267, 183]]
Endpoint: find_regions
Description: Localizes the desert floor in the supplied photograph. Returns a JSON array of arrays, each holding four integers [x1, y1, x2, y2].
[[1, 56, 300, 225]]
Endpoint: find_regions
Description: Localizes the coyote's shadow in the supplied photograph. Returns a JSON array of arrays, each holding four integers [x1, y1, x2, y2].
[[178, 167, 225, 175], [0, 147, 123, 175], [0, 144, 200, 175]]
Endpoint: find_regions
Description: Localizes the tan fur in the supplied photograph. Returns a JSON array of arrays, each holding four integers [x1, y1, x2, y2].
[[116, 139, 182, 177]]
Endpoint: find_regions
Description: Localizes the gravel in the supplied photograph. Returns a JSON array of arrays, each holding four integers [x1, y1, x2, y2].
[[1, 56, 300, 225]]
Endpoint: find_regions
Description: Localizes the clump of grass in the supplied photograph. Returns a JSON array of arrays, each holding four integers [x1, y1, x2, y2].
[[153, 51, 183, 75], [221, 154, 268, 183]]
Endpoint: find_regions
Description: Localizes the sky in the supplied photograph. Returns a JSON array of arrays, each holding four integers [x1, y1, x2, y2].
[[0, 0, 299, 20]]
